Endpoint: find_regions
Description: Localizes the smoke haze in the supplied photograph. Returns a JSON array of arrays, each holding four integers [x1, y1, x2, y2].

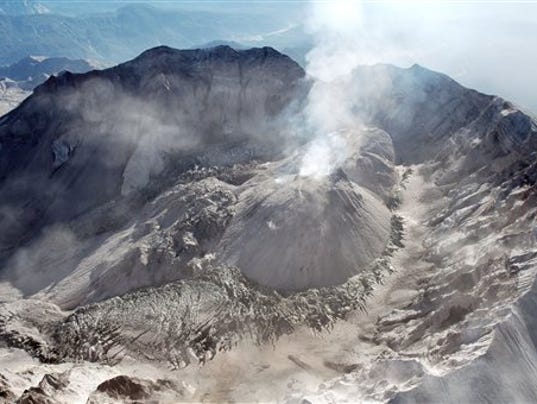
[[300, 0, 537, 112]]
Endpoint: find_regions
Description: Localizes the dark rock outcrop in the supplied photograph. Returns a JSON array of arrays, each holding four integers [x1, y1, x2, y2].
[[16, 372, 68, 404], [88, 375, 179, 403], [95, 375, 151, 400], [0, 374, 16, 403], [0, 56, 96, 91]]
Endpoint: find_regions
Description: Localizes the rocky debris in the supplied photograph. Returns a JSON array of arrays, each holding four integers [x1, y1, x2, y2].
[[0, 327, 56, 364], [0, 374, 16, 402], [0, 314, 57, 364], [15, 372, 69, 404], [2, 125, 394, 309], [176, 162, 259, 187], [17, 391, 55, 404], [4, 121, 405, 366], [37, 374, 68, 392], [87, 375, 179, 403], [0, 300, 67, 363], [50, 205, 406, 367], [52, 319, 123, 365], [49, 176, 236, 308]]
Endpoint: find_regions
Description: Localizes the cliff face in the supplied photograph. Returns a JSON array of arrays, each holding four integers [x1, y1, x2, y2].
[[0, 45, 305, 259]]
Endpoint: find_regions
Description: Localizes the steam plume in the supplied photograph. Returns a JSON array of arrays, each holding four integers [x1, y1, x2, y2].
[[299, 0, 365, 179]]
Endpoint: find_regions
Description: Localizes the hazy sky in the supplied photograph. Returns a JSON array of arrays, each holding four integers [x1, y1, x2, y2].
[[327, 0, 537, 113], [26, 0, 537, 112], [173, 0, 537, 112]]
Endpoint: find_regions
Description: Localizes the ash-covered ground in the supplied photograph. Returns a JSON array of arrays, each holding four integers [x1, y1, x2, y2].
[[1, 46, 537, 403]]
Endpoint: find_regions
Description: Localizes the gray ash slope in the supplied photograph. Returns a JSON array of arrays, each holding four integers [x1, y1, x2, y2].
[[1, 45, 537, 403]]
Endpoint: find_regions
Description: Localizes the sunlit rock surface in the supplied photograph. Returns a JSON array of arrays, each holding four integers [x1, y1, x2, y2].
[[219, 128, 393, 290]]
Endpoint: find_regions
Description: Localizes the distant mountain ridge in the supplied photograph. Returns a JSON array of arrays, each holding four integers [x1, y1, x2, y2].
[[0, 4, 303, 65], [0, 55, 97, 116], [0, 55, 97, 89], [0, 0, 48, 15]]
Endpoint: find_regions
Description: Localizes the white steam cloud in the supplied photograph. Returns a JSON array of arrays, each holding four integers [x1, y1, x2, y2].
[[305, 0, 364, 81], [299, 131, 348, 179], [299, 0, 365, 179]]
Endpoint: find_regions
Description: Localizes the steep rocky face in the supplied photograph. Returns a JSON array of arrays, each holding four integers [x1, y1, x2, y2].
[[346, 64, 495, 163], [0, 45, 305, 262]]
